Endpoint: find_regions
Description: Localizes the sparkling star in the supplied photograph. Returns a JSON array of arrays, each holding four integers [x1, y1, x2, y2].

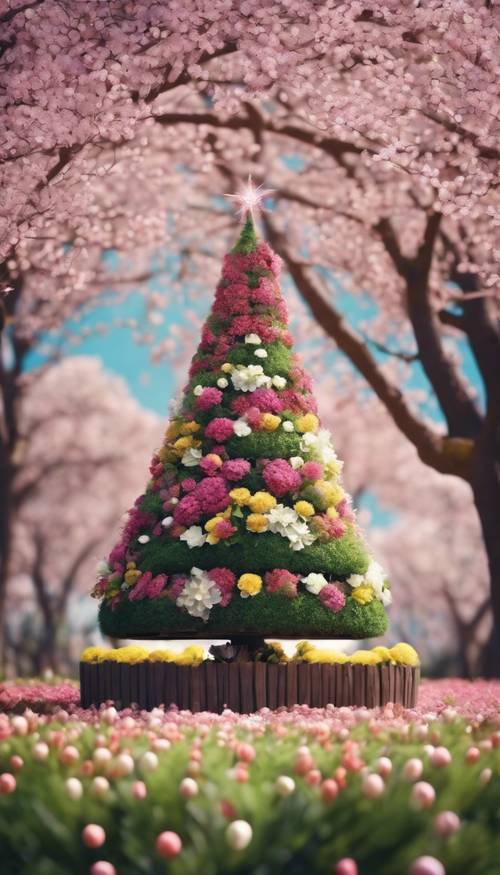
[[224, 175, 274, 218]]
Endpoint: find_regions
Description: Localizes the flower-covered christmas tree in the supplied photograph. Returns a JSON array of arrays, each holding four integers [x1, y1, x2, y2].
[[94, 203, 392, 642]]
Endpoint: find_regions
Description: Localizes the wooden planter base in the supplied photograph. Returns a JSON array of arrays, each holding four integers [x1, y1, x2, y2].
[[80, 661, 419, 712]]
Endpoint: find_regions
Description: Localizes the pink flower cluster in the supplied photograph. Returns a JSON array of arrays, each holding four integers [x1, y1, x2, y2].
[[200, 454, 223, 476], [212, 518, 236, 540], [319, 583, 346, 613], [168, 575, 188, 601], [312, 515, 346, 541], [263, 459, 301, 497], [264, 569, 299, 598], [231, 389, 284, 415], [205, 418, 234, 442], [300, 461, 324, 481], [337, 497, 355, 522], [221, 459, 250, 481], [280, 390, 317, 414], [129, 572, 168, 601], [196, 387, 222, 411], [208, 568, 236, 607], [174, 494, 201, 526], [193, 477, 231, 515]]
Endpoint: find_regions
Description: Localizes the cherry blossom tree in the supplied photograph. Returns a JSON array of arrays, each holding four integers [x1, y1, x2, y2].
[[6, 356, 162, 673], [1, 0, 498, 670]]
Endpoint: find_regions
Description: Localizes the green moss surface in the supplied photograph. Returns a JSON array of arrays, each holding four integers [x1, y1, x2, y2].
[[228, 341, 291, 375], [225, 430, 303, 459], [99, 591, 388, 639], [231, 215, 258, 254], [133, 527, 369, 576]]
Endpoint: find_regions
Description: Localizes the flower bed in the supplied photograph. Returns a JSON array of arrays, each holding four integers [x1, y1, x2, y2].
[[0, 680, 499, 874]]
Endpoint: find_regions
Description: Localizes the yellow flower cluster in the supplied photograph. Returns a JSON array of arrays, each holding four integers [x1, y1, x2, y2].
[[204, 507, 231, 544], [314, 479, 344, 507], [351, 585, 374, 605], [261, 413, 281, 431], [248, 491, 276, 513], [294, 500, 314, 518], [246, 513, 268, 533], [123, 562, 141, 586], [81, 645, 205, 666], [295, 413, 319, 433], [295, 641, 419, 666], [237, 573, 262, 597]]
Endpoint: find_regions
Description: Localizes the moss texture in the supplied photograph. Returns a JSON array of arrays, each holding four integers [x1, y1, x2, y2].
[[225, 430, 303, 459], [100, 591, 387, 639], [231, 215, 258, 254], [132, 526, 369, 576]]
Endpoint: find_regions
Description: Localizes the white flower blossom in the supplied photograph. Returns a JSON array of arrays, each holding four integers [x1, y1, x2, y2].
[[96, 559, 110, 576], [179, 526, 207, 548], [254, 348, 268, 358], [266, 504, 317, 551], [181, 446, 202, 467], [217, 377, 229, 389], [193, 384, 204, 396], [282, 420, 295, 432], [176, 567, 221, 621], [301, 573, 328, 595], [272, 375, 287, 389], [245, 333, 261, 345], [233, 418, 252, 437], [231, 364, 272, 393], [137, 534, 150, 544], [380, 588, 393, 607], [346, 573, 365, 589], [289, 456, 304, 469], [161, 516, 174, 529], [300, 428, 339, 465]]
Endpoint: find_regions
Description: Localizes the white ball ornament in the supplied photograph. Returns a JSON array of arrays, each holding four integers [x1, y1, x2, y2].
[[91, 776, 110, 797], [282, 421, 295, 432], [139, 751, 158, 773], [65, 777, 83, 801], [161, 516, 174, 528], [114, 753, 135, 776], [32, 742, 49, 762], [275, 775, 296, 796], [93, 747, 112, 767], [11, 716, 29, 736], [138, 534, 150, 544], [226, 820, 253, 851]]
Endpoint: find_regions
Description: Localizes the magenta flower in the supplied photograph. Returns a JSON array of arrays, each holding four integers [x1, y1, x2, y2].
[[205, 417, 235, 442], [128, 572, 153, 601], [173, 494, 202, 526], [193, 476, 231, 515], [146, 574, 168, 599], [168, 575, 188, 601], [319, 583, 346, 613], [221, 459, 251, 481], [213, 518, 236, 539], [200, 454, 223, 477], [263, 459, 301, 497], [196, 387, 222, 411], [337, 497, 355, 522], [181, 478, 197, 493], [208, 567, 236, 607], [300, 461, 324, 481], [265, 569, 299, 598], [231, 389, 284, 416]]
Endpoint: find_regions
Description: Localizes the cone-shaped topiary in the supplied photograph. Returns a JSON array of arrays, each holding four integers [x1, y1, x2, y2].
[[94, 217, 391, 639]]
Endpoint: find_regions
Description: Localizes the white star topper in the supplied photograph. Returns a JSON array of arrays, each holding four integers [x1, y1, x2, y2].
[[225, 175, 274, 218]]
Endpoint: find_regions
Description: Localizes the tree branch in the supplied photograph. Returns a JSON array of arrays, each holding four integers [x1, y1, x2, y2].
[[263, 215, 468, 478]]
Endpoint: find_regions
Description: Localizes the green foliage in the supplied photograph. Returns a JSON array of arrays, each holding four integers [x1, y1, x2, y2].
[[132, 526, 369, 577], [100, 592, 386, 639], [139, 491, 163, 515], [1, 704, 499, 875], [228, 341, 292, 375], [231, 215, 258, 254], [225, 430, 303, 459]]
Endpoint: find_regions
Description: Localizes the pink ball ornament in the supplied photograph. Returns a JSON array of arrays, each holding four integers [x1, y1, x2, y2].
[[32, 741, 50, 762], [90, 863, 116, 875], [132, 780, 147, 800], [465, 746, 480, 764], [376, 756, 392, 778], [430, 747, 452, 768], [335, 859, 358, 875], [403, 758, 424, 782], [305, 769, 322, 787], [434, 810, 461, 837], [0, 773, 16, 795], [362, 773, 385, 799], [9, 755, 23, 771], [479, 767, 492, 785], [155, 831, 182, 859], [82, 824, 106, 849], [60, 745, 80, 766], [408, 855, 445, 875], [411, 781, 436, 810], [321, 778, 339, 802], [236, 742, 256, 763], [179, 777, 198, 798]]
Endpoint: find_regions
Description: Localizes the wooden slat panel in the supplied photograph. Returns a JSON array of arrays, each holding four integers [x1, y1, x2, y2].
[[298, 664, 311, 705], [254, 662, 266, 710], [310, 665, 322, 708], [228, 664, 241, 712], [239, 663, 254, 713], [286, 663, 298, 708], [277, 665, 287, 707]]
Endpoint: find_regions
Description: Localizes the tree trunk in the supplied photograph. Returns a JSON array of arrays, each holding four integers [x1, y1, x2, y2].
[[471, 418, 500, 677], [0, 445, 13, 675]]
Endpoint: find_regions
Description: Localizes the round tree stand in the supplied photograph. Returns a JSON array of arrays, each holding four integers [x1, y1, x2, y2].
[[80, 660, 419, 712]]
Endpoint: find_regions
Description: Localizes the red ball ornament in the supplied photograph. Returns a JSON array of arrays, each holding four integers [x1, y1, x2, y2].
[[82, 824, 106, 849], [155, 831, 182, 859]]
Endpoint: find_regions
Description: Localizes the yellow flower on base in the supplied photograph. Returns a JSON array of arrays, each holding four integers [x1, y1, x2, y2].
[[372, 646, 392, 662], [261, 413, 281, 431], [124, 568, 141, 586], [294, 500, 315, 518], [296, 413, 319, 433], [350, 649, 382, 665], [174, 645, 205, 666], [351, 585, 374, 605], [229, 487, 251, 507], [237, 573, 262, 598], [390, 643, 420, 666], [304, 648, 348, 664], [81, 647, 104, 664], [248, 491, 277, 513], [246, 513, 269, 533]]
